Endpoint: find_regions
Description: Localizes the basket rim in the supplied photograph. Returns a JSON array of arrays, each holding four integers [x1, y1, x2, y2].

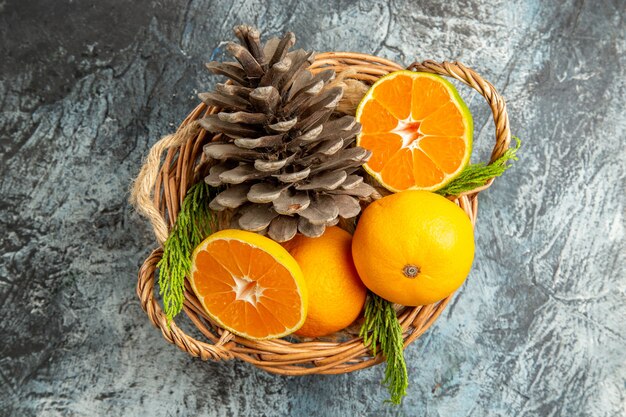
[[131, 53, 511, 375]]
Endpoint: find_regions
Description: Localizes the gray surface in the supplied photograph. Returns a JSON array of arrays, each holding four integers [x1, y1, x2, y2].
[[1, 0, 624, 416]]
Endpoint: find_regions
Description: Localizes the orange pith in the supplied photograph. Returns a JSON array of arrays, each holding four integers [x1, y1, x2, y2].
[[356, 71, 473, 192], [190, 230, 307, 340]]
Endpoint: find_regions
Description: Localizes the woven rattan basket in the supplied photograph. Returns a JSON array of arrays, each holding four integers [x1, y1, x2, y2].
[[132, 52, 511, 375]]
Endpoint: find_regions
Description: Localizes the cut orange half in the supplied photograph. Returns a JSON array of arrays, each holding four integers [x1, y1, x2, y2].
[[356, 70, 473, 192], [190, 229, 308, 340]]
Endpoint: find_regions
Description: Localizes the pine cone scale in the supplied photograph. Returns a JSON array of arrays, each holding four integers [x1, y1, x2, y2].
[[234, 134, 285, 149], [297, 217, 325, 238], [247, 183, 286, 203], [203, 143, 262, 160], [213, 184, 250, 209], [205, 62, 247, 85], [199, 92, 250, 112], [219, 164, 267, 184], [299, 195, 339, 225], [268, 216, 298, 242], [217, 112, 268, 125], [226, 42, 265, 78], [295, 170, 347, 191], [273, 191, 310, 215], [238, 204, 278, 231], [274, 168, 311, 183], [249, 86, 280, 113]]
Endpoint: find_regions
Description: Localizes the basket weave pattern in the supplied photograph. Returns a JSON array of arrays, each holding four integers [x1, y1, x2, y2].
[[133, 53, 511, 375]]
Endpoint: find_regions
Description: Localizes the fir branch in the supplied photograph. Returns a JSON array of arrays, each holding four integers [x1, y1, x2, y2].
[[157, 182, 218, 323], [360, 294, 408, 405], [437, 137, 521, 196]]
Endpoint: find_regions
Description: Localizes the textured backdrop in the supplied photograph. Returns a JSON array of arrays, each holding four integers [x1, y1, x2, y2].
[[1, 0, 624, 416]]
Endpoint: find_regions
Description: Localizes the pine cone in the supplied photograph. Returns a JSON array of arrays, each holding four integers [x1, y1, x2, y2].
[[199, 25, 376, 242]]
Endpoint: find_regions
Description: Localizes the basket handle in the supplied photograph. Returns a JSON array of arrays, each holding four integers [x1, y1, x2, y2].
[[407, 60, 511, 165], [129, 119, 202, 245]]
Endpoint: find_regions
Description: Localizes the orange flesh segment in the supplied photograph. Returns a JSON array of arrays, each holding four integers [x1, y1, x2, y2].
[[412, 149, 445, 187], [372, 73, 413, 119], [420, 135, 466, 174], [358, 133, 403, 172], [380, 148, 415, 191], [411, 76, 452, 120], [192, 238, 302, 339], [207, 240, 245, 277], [357, 71, 471, 191], [420, 101, 465, 136], [359, 99, 398, 134]]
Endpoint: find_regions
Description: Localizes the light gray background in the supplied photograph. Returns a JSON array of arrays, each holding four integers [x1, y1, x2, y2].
[[1, 1, 624, 416]]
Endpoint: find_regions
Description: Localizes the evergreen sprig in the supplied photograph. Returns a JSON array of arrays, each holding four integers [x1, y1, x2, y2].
[[360, 294, 408, 405], [157, 182, 217, 323], [437, 137, 521, 196]]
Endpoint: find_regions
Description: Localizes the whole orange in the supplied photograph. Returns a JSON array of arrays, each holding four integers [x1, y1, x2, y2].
[[283, 227, 367, 338], [352, 190, 475, 306]]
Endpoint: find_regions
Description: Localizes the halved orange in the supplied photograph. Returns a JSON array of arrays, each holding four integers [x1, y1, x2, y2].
[[356, 70, 473, 192], [190, 229, 308, 340]]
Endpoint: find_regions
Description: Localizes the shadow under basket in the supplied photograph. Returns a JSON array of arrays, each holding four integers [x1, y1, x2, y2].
[[133, 53, 511, 375]]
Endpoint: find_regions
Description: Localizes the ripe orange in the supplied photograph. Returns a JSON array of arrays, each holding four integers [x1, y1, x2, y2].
[[190, 229, 308, 340], [355, 70, 473, 192], [283, 227, 367, 338], [352, 191, 475, 306]]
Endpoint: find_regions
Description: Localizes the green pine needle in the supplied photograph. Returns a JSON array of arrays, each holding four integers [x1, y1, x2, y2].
[[360, 294, 408, 405], [437, 137, 521, 196], [157, 182, 218, 323]]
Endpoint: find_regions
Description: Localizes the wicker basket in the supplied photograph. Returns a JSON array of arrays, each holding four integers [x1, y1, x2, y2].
[[132, 52, 511, 375]]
